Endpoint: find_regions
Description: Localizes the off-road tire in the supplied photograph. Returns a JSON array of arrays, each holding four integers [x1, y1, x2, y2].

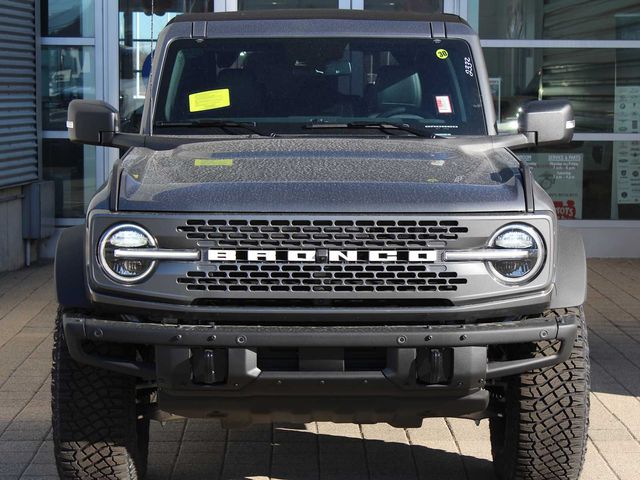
[[52, 308, 150, 479], [490, 307, 590, 480]]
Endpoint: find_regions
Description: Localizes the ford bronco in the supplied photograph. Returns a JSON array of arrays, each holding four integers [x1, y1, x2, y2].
[[53, 10, 589, 480]]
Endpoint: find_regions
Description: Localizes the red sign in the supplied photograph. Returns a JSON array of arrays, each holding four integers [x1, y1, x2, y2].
[[554, 200, 577, 220]]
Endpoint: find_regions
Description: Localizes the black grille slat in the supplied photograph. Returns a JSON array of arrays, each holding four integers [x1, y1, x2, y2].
[[177, 219, 468, 248], [181, 265, 466, 293]]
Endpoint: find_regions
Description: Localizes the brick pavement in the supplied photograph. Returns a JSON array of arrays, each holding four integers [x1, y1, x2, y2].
[[0, 260, 638, 479]]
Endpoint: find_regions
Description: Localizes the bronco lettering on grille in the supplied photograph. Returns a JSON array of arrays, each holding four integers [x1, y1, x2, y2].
[[207, 249, 437, 263]]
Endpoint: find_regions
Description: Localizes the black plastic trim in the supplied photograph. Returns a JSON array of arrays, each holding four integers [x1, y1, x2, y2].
[[62, 313, 578, 381], [55, 225, 91, 309]]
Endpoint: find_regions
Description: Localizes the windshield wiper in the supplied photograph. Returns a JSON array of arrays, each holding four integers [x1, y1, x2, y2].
[[304, 120, 438, 138], [154, 120, 270, 137]]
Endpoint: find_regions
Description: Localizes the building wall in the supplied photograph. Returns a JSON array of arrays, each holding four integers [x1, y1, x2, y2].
[[0, 0, 39, 272], [0, 188, 25, 271]]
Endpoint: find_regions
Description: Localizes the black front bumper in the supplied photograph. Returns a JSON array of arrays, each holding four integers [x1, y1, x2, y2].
[[62, 313, 578, 426]]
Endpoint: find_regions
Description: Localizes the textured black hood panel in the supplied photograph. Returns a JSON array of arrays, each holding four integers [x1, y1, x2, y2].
[[118, 137, 525, 213]]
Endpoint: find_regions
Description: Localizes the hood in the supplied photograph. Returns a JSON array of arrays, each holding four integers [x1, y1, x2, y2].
[[118, 137, 525, 213]]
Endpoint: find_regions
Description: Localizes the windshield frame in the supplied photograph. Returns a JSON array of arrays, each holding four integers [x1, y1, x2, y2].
[[144, 21, 496, 137]]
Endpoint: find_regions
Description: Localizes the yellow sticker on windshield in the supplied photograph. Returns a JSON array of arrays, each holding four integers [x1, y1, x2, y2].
[[194, 159, 234, 167], [436, 49, 449, 60], [188, 89, 231, 112]]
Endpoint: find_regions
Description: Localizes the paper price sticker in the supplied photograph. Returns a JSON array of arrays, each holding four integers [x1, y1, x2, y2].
[[188, 88, 231, 112], [436, 96, 453, 114], [436, 49, 449, 60]]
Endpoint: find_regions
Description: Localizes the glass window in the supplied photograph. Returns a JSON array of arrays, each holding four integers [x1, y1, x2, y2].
[[41, 46, 96, 130], [483, 47, 640, 133], [43, 140, 96, 218], [118, 2, 220, 132], [154, 38, 486, 136], [364, 0, 442, 12], [472, 0, 640, 40], [41, 0, 95, 37], [239, 0, 337, 9], [520, 141, 640, 220], [119, 7, 188, 132]]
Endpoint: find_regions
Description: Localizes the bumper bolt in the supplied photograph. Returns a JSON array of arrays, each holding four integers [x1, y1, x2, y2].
[[236, 335, 247, 345], [540, 330, 549, 339], [425, 335, 433, 342], [93, 328, 103, 338], [207, 335, 216, 342], [171, 334, 182, 343], [460, 334, 468, 341], [397, 335, 407, 345]]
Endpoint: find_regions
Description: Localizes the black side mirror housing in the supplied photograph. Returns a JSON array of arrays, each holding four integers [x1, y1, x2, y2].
[[518, 100, 574, 146], [67, 100, 218, 151], [67, 100, 119, 146]]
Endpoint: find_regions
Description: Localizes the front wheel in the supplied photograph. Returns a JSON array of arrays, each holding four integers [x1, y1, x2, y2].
[[489, 307, 590, 480], [52, 308, 150, 479]]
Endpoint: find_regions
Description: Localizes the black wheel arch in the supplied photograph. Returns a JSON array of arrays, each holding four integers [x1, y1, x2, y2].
[[55, 224, 92, 309]]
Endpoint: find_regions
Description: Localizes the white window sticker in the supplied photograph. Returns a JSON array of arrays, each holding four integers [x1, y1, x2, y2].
[[464, 57, 474, 77], [436, 96, 453, 114]]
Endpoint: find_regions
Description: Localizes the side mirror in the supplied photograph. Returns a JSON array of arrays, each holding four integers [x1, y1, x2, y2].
[[67, 99, 119, 146], [67, 99, 236, 151], [518, 100, 574, 146]]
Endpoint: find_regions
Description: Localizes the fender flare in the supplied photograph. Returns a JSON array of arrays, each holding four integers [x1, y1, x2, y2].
[[55, 224, 91, 309], [550, 226, 587, 309]]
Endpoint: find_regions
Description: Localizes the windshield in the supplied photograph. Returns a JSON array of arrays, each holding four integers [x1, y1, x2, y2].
[[154, 37, 486, 136]]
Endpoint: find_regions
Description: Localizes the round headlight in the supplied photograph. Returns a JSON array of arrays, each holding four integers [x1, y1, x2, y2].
[[98, 224, 156, 283], [487, 224, 545, 284]]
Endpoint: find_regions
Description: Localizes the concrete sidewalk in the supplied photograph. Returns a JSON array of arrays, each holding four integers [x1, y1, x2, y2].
[[0, 260, 638, 479]]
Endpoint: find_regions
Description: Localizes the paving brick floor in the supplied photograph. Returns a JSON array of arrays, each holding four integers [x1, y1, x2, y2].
[[0, 260, 638, 479]]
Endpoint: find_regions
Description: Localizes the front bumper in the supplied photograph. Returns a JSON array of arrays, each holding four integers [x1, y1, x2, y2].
[[62, 312, 577, 426]]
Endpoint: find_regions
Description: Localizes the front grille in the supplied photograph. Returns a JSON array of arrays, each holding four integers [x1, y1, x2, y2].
[[178, 264, 467, 293], [177, 219, 469, 248], [175, 217, 471, 297]]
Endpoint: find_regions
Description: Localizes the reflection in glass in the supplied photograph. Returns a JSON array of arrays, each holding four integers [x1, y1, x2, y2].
[[41, 46, 95, 130], [474, 0, 640, 40], [118, 2, 221, 132], [521, 141, 640, 221], [364, 0, 442, 13], [43, 140, 96, 218], [483, 48, 640, 133], [42, 0, 95, 37]]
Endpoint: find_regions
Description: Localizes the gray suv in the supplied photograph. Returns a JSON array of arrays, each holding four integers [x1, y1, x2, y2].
[[53, 10, 589, 480]]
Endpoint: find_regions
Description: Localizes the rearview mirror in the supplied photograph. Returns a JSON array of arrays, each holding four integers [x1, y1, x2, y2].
[[67, 100, 119, 146], [323, 59, 352, 76], [518, 100, 574, 146]]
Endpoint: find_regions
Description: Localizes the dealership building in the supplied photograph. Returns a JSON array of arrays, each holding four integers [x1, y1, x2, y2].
[[0, 0, 639, 270]]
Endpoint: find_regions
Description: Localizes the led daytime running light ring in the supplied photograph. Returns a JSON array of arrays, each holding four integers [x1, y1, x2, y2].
[[486, 224, 545, 285], [98, 223, 157, 284]]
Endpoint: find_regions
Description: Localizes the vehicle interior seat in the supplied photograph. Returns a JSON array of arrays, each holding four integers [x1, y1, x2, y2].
[[368, 65, 423, 117]]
